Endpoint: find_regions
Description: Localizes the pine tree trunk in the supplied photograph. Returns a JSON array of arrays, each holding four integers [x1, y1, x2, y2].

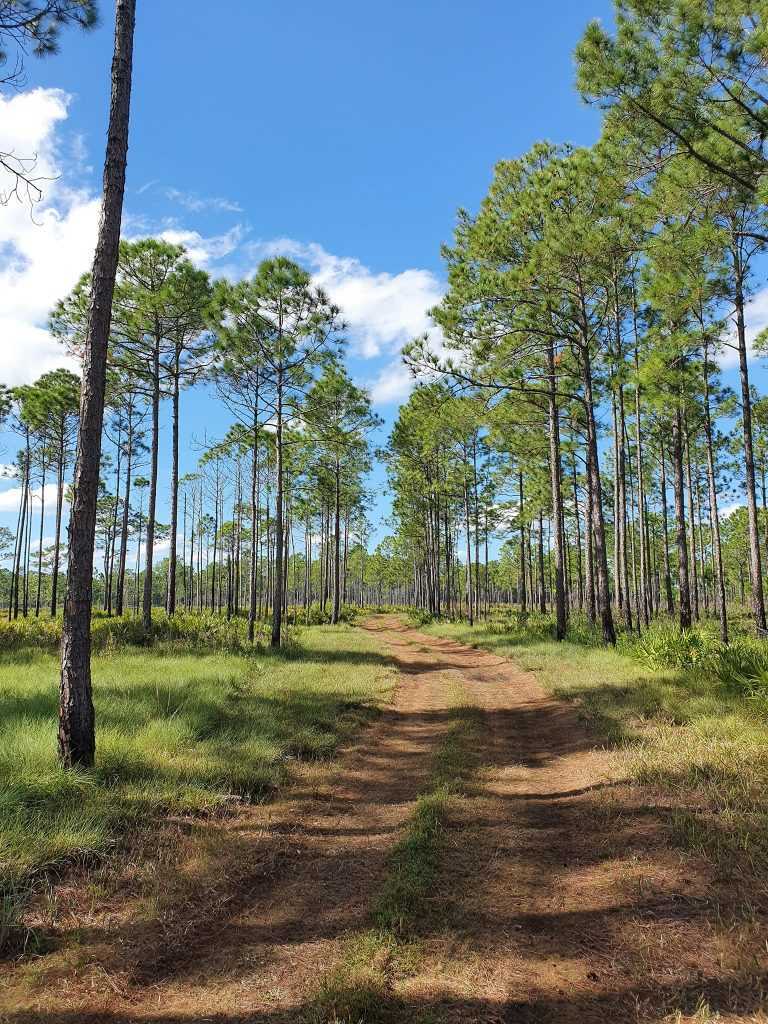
[[51, 446, 65, 617], [582, 345, 615, 644], [115, 418, 132, 616], [571, 457, 584, 611], [166, 368, 180, 615], [35, 466, 45, 617], [547, 342, 567, 639], [659, 439, 675, 616], [142, 338, 160, 632], [537, 510, 546, 614], [703, 346, 728, 643], [518, 469, 526, 616], [464, 469, 474, 625], [9, 449, 27, 621], [734, 261, 767, 631], [332, 457, 341, 624], [271, 371, 284, 647], [685, 427, 700, 621], [672, 405, 692, 629], [617, 388, 633, 631], [633, 353, 650, 628], [59, 0, 136, 769], [248, 405, 259, 642]]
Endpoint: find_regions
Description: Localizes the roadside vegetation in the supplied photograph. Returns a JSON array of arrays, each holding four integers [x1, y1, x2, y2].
[[0, 617, 394, 952], [423, 612, 768, 891]]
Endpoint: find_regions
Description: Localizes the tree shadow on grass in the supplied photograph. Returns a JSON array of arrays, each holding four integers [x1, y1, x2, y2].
[[1, 972, 766, 1022]]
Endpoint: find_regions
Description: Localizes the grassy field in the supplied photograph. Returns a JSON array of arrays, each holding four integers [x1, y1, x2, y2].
[[0, 619, 395, 946], [422, 615, 768, 888]]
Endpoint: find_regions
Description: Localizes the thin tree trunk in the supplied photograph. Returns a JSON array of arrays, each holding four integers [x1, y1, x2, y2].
[[59, 0, 136, 768], [582, 343, 615, 644], [332, 457, 341, 624], [115, 416, 132, 616], [50, 442, 65, 617], [733, 257, 767, 631], [659, 438, 675, 616], [685, 426, 700, 621], [142, 337, 160, 632], [518, 468, 526, 616], [166, 368, 180, 614], [547, 341, 567, 639], [35, 463, 46, 616], [672, 405, 692, 630], [703, 344, 728, 643], [271, 371, 284, 647]]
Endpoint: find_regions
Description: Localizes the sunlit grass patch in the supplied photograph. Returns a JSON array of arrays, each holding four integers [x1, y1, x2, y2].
[[0, 621, 394, 946]]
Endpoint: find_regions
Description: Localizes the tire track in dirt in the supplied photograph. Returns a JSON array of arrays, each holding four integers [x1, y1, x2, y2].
[[379, 619, 763, 1024]]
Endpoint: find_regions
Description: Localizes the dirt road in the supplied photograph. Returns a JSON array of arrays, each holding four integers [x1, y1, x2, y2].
[[2, 616, 759, 1023]]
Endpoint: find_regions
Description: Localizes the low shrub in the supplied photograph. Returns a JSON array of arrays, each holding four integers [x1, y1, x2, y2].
[[713, 637, 768, 690], [621, 624, 724, 672], [408, 609, 435, 627]]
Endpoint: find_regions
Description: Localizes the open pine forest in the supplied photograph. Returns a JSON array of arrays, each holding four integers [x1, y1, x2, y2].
[[4, 2, 768, 1022]]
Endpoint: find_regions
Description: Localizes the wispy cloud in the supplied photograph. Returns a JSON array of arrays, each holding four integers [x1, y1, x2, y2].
[[165, 187, 242, 214]]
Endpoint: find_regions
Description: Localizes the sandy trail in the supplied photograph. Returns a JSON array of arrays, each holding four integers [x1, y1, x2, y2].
[[2, 615, 761, 1023]]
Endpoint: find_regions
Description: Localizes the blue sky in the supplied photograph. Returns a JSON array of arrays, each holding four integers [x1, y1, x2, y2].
[[10, 0, 760, 555]]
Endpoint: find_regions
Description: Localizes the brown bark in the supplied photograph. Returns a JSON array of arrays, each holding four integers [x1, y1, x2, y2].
[[671, 406, 692, 630], [582, 345, 615, 644], [658, 438, 675, 617], [50, 440, 65, 617], [141, 336, 160, 631], [166, 367, 180, 614], [115, 410, 132, 616], [547, 342, 567, 639], [271, 370, 284, 647], [59, 0, 136, 768], [703, 346, 728, 644], [331, 457, 341, 624], [734, 260, 767, 631]]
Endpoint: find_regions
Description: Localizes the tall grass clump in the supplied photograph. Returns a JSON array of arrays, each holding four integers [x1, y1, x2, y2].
[[619, 623, 725, 672]]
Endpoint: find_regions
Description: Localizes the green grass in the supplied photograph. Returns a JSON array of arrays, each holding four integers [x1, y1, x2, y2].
[[0, 621, 394, 947], [421, 616, 768, 886], [0, 604, 363, 654]]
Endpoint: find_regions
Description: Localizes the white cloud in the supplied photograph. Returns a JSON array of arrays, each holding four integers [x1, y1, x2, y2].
[[0, 91, 247, 393], [157, 224, 245, 269], [719, 287, 768, 369], [0, 484, 46, 513], [368, 359, 414, 407], [249, 239, 445, 360], [0, 87, 98, 387]]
